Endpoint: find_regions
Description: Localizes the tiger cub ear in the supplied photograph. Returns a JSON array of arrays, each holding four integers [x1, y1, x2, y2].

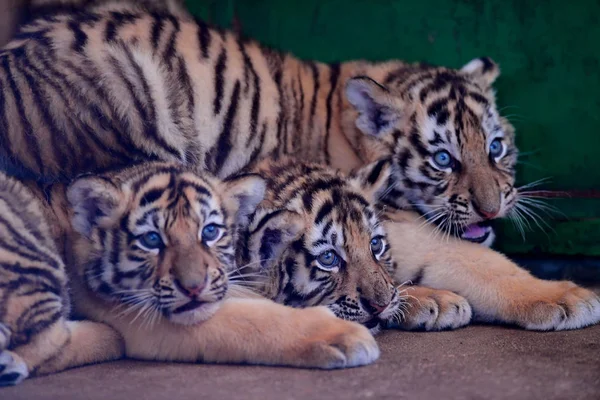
[[345, 76, 402, 137], [460, 57, 500, 89], [246, 209, 305, 270], [67, 177, 125, 237], [222, 174, 267, 226], [350, 158, 395, 203]]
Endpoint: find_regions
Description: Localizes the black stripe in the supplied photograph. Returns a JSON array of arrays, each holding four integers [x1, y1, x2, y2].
[[366, 159, 389, 185], [150, 14, 165, 51], [238, 39, 261, 147], [105, 11, 138, 43], [213, 47, 227, 115], [301, 178, 345, 212], [197, 19, 212, 59], [177, 181, 212, 198], [140, 189, 165, 207], [0, 79, 14, 161], [324, 63, 340, 164], [307, 62, 320, 150], [468, 91, 489, 106], [211, 80, 241, 173], [162, 16, 180, 66], [68, 20, 88, 52], [315, 201, 334, 225], [246, 123, 267, 170], [0, 262, 62, 291], [0, 56, 44, 175]]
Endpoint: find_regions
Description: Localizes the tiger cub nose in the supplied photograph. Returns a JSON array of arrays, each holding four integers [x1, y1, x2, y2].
[[360, 297, 390, 315], [472, 200, 500, 220], [174, 279, 206, 298]]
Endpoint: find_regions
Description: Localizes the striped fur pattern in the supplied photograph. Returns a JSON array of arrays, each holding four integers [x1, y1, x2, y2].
[[66, 161, 265, 326], [0, 172, 68, 366], [0, 5, 517, 247], [0, 172, 123, 386], [237, 157, 404, 330]]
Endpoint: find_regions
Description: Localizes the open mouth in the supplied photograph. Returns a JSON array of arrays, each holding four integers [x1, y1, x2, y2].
[[173, 299, 206, 314], [460, 223, 493, 243]]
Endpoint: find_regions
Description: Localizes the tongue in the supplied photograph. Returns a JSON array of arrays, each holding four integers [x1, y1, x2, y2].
[[462, 223, 487, 239]]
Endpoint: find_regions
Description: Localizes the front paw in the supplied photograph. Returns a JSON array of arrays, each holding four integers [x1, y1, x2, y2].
[[517, 282, 600, 331], [393, 288, 472, 331], [0, 350, 29, 386], [296, 307, 380, 369]]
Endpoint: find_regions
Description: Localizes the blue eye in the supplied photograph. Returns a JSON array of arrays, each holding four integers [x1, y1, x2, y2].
[[202, 224, 220, 242], [489, 139, 504, 158], [317, 250, 340, 269], [433, 150, 453, 169], [139, 232, 164, 250], [370, 237, 384, 255]]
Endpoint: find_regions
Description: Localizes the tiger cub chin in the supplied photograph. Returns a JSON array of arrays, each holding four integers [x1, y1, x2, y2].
[[236, 157, 406, 333], [0, 162, 379, 386]]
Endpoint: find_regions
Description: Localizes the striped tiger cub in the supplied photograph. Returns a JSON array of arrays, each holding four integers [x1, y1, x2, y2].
[[1, 2, 516, 246], [0, 162, 379, 386], [0, 172, 122, 386], [236, 157, 406, 333]]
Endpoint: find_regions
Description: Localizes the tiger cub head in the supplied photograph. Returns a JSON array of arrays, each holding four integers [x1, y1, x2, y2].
[[66, 162, 265, 325], [238, 157, 403, 330], [342, 58, 517, 246]]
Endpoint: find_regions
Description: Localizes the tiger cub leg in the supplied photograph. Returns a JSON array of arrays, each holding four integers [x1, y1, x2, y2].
[[390, 286, 472, 331], [1, 318, 123, 385], [384, 212, 600, 330]]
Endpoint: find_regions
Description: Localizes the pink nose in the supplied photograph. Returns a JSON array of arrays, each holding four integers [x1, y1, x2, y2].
[[480, 209, 499, 219], [174, 280, 205, 298], [361, 297, 390, 315], [185, 285, 203, 296], [473, 201, 500, 220]]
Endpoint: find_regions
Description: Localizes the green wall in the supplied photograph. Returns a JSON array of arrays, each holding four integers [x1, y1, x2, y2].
[[185, 0, 600, 256]]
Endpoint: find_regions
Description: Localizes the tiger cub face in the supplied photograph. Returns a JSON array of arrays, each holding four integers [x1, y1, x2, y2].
[[66, 162, 265, 325], [238, 158, 403, 329], [344, 58, 518, 246]]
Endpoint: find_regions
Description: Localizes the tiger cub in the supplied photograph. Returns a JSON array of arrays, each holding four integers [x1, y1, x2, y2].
[[0, 172, 122, 386], [235, 157, 468, 333], [0, 162, 378, 386]]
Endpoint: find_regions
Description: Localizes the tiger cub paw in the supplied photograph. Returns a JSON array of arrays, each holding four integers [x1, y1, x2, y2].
[[395, 288, 472, 331], [296, 307, 380, 369], [0, 350, 29, 386], [518, 282, 600, 331]]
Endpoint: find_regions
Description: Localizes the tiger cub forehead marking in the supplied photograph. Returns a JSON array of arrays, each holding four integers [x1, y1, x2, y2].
[[124, 168, 226, 240]]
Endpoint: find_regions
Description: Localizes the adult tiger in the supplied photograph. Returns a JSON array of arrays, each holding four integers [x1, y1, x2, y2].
[[0, 161, 379, 386]]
